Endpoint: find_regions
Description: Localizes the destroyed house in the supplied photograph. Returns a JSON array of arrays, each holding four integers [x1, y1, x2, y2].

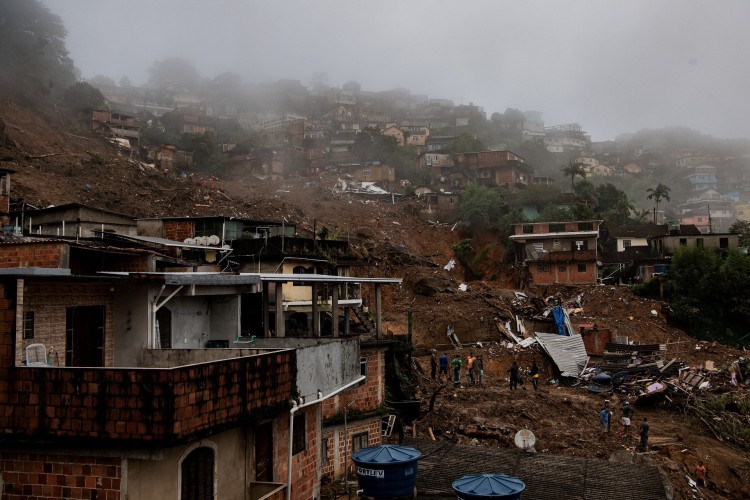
[[509, 220, 601, 285], [81, 108, 140, 141], [598, 224, 669, 284], [337, 162, 396, 189], [0, 262, 401, 499]]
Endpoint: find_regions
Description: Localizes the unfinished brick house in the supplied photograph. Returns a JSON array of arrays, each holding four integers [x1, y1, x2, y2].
[[509, 220, 602, 285], [0, 233, 401, 499], [452, 150, 532, 189]]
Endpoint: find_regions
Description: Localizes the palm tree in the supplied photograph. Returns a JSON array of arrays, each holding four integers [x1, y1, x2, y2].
[[561, 160, 586, 191], [646, 183, 671, 223]]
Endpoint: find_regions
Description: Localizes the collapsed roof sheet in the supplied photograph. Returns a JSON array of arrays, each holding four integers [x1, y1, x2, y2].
[[534, 332, 589, 377]]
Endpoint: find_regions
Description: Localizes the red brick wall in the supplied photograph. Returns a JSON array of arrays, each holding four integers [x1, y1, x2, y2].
[[0, 453, 122, 499], [163, 221, 194, 242], [321, 416, 381, 480], [0, 243, 65, 268], [280, 405, 319, 500], [0, 279, 295, 445], [17, 281, 115, 367], [322, 348, 383, 418], [530, 260, 597, 285]]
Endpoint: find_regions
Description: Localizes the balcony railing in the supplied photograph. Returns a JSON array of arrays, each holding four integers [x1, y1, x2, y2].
[[1, 350, 295, 445]]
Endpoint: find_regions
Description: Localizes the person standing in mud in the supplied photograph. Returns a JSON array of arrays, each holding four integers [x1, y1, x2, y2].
[[466, 352, 476, 385], [451, 354, 463, 385], [529, 360, 540, 390], [621, 401, 633, 436], [477, 355, 484, 386], [639, 417, 650, 451], [430, 350, 438, 380], [508, 361, 519, 390], [439, 352, 449, 381]]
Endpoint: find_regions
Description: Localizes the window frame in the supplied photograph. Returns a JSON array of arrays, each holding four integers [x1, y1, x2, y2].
[[292, 413, 306, 455]]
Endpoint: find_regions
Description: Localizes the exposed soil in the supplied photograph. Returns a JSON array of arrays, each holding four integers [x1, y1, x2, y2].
[[1, 98, 749, 499]]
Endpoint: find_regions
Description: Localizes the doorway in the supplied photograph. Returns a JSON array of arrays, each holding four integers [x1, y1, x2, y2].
[[255, 422, 274, 482], [65, 306, 104, 367]]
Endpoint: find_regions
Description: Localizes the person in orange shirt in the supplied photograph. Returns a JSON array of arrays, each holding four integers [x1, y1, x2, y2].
[[466, 353, 476, 385], [695, 460, 706, 487]]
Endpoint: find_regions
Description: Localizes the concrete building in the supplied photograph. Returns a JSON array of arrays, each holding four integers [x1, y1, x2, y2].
[[509, 220, 601, 285]]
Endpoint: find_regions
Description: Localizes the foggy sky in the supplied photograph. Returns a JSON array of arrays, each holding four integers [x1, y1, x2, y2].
[[43, 0, 750, 142]]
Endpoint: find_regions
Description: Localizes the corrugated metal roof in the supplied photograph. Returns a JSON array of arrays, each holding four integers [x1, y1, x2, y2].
[[534, 332, 589, 377]]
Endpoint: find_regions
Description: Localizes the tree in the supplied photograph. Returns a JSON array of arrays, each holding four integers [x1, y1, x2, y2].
[[561, 160, 586, 190], [443, 133, 485, 156], [646, 183, 671, 223], [62, 82, 106, 111], [147, 57, 202, 90], [0, 0, 76, 106], [729, 220, 750, 247], [458, 184, 504, 230], [89, 75, 116, 87]]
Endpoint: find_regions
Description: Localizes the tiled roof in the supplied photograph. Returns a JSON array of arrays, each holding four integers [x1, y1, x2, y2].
[[406, 439, 668, 499]]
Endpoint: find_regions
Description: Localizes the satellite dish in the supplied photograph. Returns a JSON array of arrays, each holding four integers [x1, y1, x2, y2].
[[514, 429, 536, 451], [198, 236, 209, 245], [184, 238, 196, 245], [208, 235, 220, 245]]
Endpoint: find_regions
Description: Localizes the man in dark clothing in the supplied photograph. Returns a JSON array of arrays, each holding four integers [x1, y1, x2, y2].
[[530, 360, 539, 390], [430, 350, 438, 380], [508, 361, 519, 390], [639, 417, 650, 451], [439, 353, 449, 380]]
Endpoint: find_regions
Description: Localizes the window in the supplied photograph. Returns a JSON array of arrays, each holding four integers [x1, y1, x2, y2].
[[522, 225, 534, 234], [292, 265, 312, 286], [578, 222, 594, 231], [548, 223, 565, 232], [578, 263, 587, 273], [623, 240, 632, 248], [696, 238, 704, 247], [352, 431, 369, 454], [322, 436, 329, 462], [360, 356, 368, 378], [679, 238, 687, 246], [553, 238, 561, 248], [180, 446, 215, 500], [537, 263, 550, 273], [362, 169, 371, 178], [558, 265, 566, 273], [720, 237, 729, 249], [23, 311, 34, 340], [292, 413, 306, 455]]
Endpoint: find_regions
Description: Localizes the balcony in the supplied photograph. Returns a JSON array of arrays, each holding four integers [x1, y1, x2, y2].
[[1, 349, 295, 445], [232, 236, 354, 261]]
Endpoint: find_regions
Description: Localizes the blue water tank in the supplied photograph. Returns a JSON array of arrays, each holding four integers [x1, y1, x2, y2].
[[351, 445, 421, 498], [452, 474, 526, 499]]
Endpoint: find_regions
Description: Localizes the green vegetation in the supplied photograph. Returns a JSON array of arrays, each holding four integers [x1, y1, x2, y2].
[[561, 160, 586, 190], [0, 0, 76, 107], [663, 246, 750, 345], [457, 184, 505, 230], [729, 220, 750, 247], [443, 133, 486, 156], [646, 183, 671, 223]]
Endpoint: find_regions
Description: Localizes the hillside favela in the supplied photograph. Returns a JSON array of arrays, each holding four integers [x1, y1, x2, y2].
[[0, 1, 749, 499]]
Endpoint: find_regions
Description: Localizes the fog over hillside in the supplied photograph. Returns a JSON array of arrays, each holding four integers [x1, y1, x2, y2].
[[44, 0, 750, 142]]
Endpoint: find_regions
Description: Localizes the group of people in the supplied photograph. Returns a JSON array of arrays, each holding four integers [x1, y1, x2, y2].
[[431, 351, 484, 386], [507, 360, 540, 391], [598, 400, 649, 451]]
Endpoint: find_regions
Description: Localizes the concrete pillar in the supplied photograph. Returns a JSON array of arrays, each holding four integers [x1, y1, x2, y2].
[[344, 307, 350, 336], [262, 281, 270, 337], [275, 282, 285, 337], [375, 284, 382, 340], [331, 282, 339, 338], [312, 282, 320, 337]]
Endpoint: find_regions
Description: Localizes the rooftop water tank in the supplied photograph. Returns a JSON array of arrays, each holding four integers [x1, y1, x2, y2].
[[351, 445, 421, 498], [452, 474, 526, 499]]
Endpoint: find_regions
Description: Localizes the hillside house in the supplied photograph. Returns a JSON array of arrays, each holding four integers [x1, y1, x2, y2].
[[598, 224, 669, 284], [0, 245, 400, 500], [337, 162, 396, 190], [452, 150, 532, 189], [676, 189, 735, 233], [81, 109, 140, 143], [382, 125, 405, 146], [149, 144, 194, 171], [509, 220, 601, 285]]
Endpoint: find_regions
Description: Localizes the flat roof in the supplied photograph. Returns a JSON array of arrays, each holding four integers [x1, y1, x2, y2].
[[254, 273, 402, 284], [509, 231, 599, 241], [107, 233, 229, 250], [100, 272, 261, 286]]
